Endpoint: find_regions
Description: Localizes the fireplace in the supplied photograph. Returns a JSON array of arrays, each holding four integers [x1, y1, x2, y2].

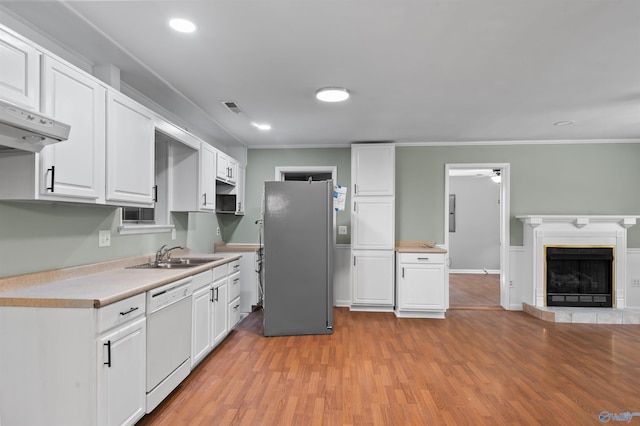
[[545, 246, 613, 307], [517, 215, 638, 310]]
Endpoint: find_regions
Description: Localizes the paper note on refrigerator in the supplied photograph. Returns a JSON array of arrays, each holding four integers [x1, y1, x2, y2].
[[333, 185, 347, 211]]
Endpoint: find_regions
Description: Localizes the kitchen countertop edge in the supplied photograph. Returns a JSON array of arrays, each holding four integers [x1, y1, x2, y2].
[[0, 253, 242, 309]]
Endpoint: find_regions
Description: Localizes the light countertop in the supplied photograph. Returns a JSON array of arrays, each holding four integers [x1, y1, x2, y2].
[[215, 242, 262, 252], [395, 241, 447, 254], [0, 253, 241, 309]]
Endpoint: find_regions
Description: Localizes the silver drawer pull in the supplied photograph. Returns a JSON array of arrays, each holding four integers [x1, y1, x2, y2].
[[418, 257, 430, 261], [120, 307, 139, 316]]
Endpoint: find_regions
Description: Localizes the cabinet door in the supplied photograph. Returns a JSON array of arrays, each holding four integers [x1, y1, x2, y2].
[[212, 281, 228, 347], [352, 197, 394, 249], [191, 285, 212, 367], [352, 250, 394, 306], [40, 56, 106, 202], [228, 158, 238, 184], [216, 151, 229, 181], [106, 91, 155, 206], [352, 143, 395, 196], [235, 165, 245, 214], [398, 264, 445, 310], [0, 27, 39, 109], [97, 317, 146, 426], [199, 143, 216, 211]]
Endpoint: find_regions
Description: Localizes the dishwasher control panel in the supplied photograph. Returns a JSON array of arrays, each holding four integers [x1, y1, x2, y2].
[[147, 277, 193, 313]]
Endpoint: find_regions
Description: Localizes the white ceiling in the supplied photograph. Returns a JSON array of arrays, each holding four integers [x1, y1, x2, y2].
[[2, 0, 640, 149]]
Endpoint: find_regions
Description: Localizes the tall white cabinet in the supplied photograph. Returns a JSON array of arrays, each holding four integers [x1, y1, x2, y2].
[[351, 143, 395, 311]]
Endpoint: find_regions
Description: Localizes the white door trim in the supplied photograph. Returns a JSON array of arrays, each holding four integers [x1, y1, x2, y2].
[[274, 166, 337, 182], [444, 163, 511, 309]]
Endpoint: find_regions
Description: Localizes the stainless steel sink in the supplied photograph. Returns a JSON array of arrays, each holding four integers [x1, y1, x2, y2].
[[127, 257, 223, 269]]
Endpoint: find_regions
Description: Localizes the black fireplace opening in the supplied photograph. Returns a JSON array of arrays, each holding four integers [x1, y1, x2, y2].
[[546, 247, 613, 307]]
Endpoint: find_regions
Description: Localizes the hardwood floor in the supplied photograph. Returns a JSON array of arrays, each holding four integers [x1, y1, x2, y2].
[[449, 273, 501, 309], [138, 308, 640, 425]]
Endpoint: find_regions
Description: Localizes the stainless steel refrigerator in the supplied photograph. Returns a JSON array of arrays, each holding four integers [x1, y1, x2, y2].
[[262, 180, 334, 336]]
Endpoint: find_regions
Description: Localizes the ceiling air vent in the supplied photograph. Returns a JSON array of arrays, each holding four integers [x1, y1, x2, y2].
[[222, 101, 242, 114]]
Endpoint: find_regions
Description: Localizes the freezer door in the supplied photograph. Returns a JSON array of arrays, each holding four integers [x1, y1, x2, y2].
[[263, 181, 333, 336]]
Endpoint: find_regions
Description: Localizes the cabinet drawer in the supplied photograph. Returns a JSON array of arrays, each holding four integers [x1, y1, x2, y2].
[[228, 259, 241, 275], [228, 272, 240, 301], [213, 264, 228, 281], [191, 269, 213, 291], [228, 296, 241, 329], [398, 253, 445, 264], [97, 293, 146, 334]]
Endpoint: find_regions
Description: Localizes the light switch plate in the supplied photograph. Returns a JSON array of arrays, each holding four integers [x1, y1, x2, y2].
[[338, 226, 348, 235], [171, 229, 177, 240], [98, 230, 111, 247]]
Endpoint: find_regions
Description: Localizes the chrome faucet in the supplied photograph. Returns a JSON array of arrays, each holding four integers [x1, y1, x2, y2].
[[155, 244, 184, 264]]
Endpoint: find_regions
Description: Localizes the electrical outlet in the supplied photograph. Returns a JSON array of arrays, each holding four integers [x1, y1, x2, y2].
[[98, 230, 111, 247], [632, 279, 640, 287], [338, 225, 348, 235], [216, 227, 221, 236], [171, 229, 177, 240]]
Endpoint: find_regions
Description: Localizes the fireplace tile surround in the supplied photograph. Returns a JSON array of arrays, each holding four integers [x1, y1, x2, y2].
[[518, 215, 640, 323]]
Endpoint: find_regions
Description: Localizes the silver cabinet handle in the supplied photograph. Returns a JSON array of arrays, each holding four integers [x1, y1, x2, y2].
[[418, 257, 430, 261]]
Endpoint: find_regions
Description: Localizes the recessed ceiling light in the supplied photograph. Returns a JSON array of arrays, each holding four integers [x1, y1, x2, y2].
[[554, 120, 575, 126], [169, 18, 197, 33], [251, 122, 271, 131], [316, 87, 350, 102]]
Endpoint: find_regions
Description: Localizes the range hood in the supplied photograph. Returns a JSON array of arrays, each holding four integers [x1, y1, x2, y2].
[[0, 99, 71, 153]]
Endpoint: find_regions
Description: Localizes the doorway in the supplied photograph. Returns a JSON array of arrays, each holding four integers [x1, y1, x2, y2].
[[444, 164, 510, 310]]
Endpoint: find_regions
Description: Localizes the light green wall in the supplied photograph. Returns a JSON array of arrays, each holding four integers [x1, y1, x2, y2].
[[396, 143, 640, 246], [0, 202, 222, 278], [227, 142, 640, 249], [225, 148, 351, 245]]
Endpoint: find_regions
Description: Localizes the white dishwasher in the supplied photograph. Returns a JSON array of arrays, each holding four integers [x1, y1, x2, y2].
[[146, 276, 193, 413]]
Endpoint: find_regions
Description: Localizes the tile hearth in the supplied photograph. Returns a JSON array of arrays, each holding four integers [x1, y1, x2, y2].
[[523, 303, 640, 324]]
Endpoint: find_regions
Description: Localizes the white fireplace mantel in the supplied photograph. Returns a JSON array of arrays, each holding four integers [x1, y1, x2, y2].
[[517, 215, 640, 309]]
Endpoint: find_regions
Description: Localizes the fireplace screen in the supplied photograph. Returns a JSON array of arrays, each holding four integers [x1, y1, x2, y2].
[[546, 247, 613, 307]]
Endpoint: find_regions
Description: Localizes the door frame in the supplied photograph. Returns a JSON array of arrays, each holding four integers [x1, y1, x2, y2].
[[444, 163, 511, 309], [274, 166, 338, 237]]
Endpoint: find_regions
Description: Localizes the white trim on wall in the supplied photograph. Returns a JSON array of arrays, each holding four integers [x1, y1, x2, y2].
[[445, 163, 511, 310]]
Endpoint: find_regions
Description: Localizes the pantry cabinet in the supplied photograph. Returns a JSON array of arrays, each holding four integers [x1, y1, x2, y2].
[[351, 142, 395, 311], [106, 90, 155, 207], [0, 26, 40, 110], [395, 252, 447, 318]]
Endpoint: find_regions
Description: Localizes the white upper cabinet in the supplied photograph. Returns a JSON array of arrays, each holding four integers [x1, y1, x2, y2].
[[0, 26, 40, 110], [40, 56, 106, 202], [200, 143, 216, 211], [351, 143, 395, 197], [216, 151, 237, 185], [106, 90, 155, 207]]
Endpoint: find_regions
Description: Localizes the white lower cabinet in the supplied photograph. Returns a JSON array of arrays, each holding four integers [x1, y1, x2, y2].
[[191, 270, 214, 368], [395, 252, 447, 318], [351, 250, 395, 311], [212, 278, 228, 346], [97, 316, 147, 426], [0, 293, 146, 426], [190, 259, 242, 369]]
